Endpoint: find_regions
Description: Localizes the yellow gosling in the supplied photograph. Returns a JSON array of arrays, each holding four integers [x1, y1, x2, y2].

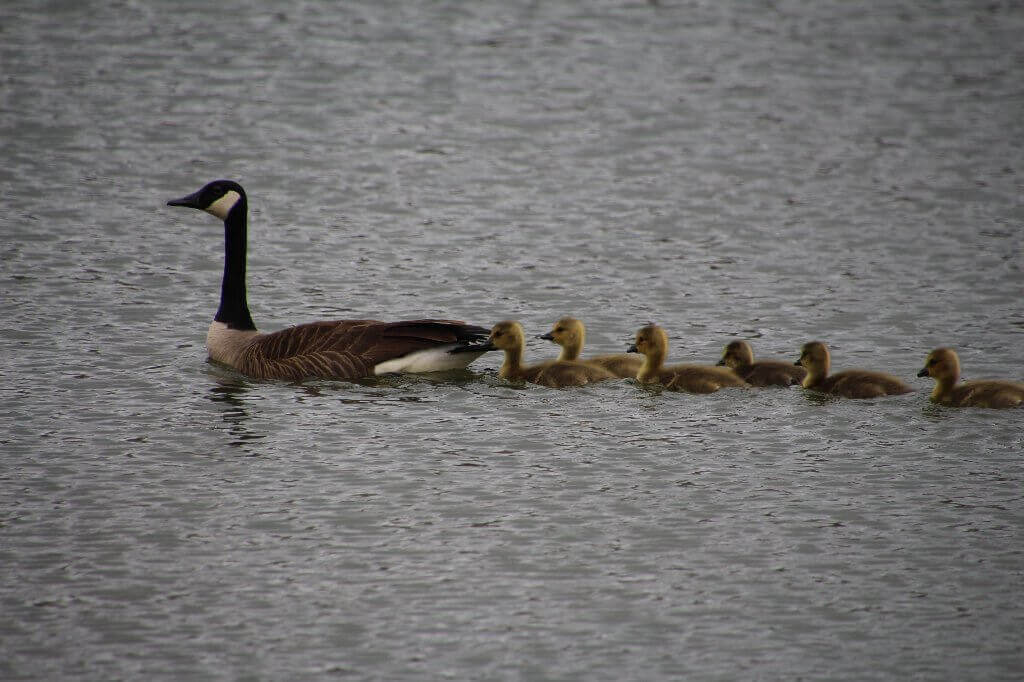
[[483, 321, 616, 388], [795, 341, 912, 399], [538, 317, 642, 379], [918, 347, 1023, 408], [717, 340, 806, 387], [627, 324, 748, 393]]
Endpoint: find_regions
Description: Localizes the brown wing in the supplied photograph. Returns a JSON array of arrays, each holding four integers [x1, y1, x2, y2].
[[586, 353, 643, 379], [952, 380, 1024, 408], [743, 361, 806, 387], [236, 319, 489, 381], [509, 362, 554, 385], [534, 360, 616, 388], [825, 370, 913, 398], [662, 365, 748, 393]]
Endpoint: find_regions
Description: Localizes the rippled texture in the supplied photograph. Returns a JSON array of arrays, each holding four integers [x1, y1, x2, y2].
[[2, 1, 1023, 679]]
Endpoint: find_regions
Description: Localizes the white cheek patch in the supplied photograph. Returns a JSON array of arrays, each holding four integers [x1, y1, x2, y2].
[[205, 190, 241, 220]]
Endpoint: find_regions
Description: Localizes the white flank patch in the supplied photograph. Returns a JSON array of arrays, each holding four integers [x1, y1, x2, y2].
[[206, 320, 259, 367], [204, 190, 242, 220], [374, 345, 486, 375]]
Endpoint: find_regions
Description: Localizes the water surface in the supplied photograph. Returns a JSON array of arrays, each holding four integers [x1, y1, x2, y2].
[[2, 1, 1022, 679]]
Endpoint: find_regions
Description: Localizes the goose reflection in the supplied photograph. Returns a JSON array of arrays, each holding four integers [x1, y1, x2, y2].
[[206, 375, 266, 450]]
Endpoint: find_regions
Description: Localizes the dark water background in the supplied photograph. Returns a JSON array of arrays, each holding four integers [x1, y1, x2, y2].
[[2, 1, 1022, 679]]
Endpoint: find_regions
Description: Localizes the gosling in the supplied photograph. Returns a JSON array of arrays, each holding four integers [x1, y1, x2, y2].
[[795, 341, 912, 399], [717, 340, 806, 387], [627, 324, 748, 393], [482, 321, 617, 388], [538, 317, 642, 379], [918, 347, 1023, 408]]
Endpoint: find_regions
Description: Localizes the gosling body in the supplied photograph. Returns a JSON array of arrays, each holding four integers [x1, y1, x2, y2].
[[628, 325, 748, 393], [717, 340, 806, 387], [796, 341, 912, 399], [483, 321, 616, 388], [918, 348, 1023, 408], [169, 180, 489, 382], [539, 317, 642, 379]]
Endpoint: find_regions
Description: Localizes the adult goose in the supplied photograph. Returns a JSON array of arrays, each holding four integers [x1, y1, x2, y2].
[[918, 347, 1023, 408], [795, 341, 912, 399], [627, 324, 748, 393], [481, 321, 616, 387], [168, 180, 489, 381], [717, 340, 806, 387], [538, 317, 642, 379]]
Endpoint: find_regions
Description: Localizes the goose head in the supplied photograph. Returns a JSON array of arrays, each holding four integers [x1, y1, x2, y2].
[[484, 320, 527, 353], [796, 341, 830, 376], [168, 179, 247, 220], [918, 347, 960, 383], [718, 340, 754, 369], [538, 317, 585, 356], [627, 324, 668, 358]]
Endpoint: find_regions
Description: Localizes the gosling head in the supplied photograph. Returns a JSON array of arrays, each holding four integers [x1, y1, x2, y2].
[[718, 340, 754, 368], [538, 317, 584, 347], [796, 341, 830, 373], [485, 320, 526, 352], [918, 347, 960, 382], [168, 179, 247, 220], [627, 324, 668, 357]]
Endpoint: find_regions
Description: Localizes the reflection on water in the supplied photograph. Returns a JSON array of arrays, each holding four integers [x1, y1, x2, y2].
[[800, 390, 845, 406], [206, 375, 266, 449]]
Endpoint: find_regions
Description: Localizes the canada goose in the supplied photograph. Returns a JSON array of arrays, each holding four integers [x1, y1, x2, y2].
[[479, 320, 616, 387], [168, 180, 490, 381], [795, 341, 912, 398], [918, 347, 1023, 408], [627, 324, 748, 393], [538, 317, 642, 379], [716, 340, 806, 387]]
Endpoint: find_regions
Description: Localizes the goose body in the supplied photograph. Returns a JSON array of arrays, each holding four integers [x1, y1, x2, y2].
[[796, 341, 912, 399], [918, 348, 1024, 408], [539, 317, 642, 379], [717, 340, 806, 387], [628, 325, 748, 393], [169, 180, 489, 381], [482, 321, 616, 387]]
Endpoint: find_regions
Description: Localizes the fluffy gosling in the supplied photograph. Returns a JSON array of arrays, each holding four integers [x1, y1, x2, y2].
[[628, 324, 748, 393], [918, 347, 1023, 408], [483, 321, 616, 388], [795, 341, 912, 399]]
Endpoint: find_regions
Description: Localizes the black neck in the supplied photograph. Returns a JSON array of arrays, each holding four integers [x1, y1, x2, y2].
[[214, 199, 256, 331]]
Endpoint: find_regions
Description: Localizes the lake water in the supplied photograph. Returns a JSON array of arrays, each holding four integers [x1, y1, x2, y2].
[[2, 1, 1022, 679]]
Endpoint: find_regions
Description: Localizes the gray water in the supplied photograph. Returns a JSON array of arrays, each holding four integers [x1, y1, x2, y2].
[[2, 1, 1023, 679]]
